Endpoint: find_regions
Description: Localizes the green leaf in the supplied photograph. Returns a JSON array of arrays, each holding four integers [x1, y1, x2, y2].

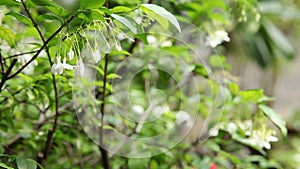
[[134, 33, 148, 44], [220, 150, 241, 165], [141, 4, 181, 32], [112, 6, 133, 13], [107, 73, 121, 79], [111, 14, 137, 34], [29, 0, 67, 15], [228, 83, 239, 95], [16, 157, 37, 169], [18, 74, 34, 83], [6, 12, 32, 26], [239, 89, 264, 103], [142, 8, 169, 30], [82, 9, 105, 22], [90, 65, 104, 76], [259, 105, 287, 138], [0, 0, 20, 6], [0, 26, 16, 47], [80, 0, 105, 9], [193, 64, 209, 78], [29, 0, 53, 6], [128, 158, 150, 169], [209, 55, 230, 69], [262, 19, 294, 60], [36, 14, 61, 22], [0, 163, 14, 169], [231, 133, 266, 156]]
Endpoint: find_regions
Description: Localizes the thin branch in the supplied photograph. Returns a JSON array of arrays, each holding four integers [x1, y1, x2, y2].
[[0, 52, 4, 73], [3, 50, 39, 60], [98, 53, 110, 169], [97, 1, 111, 169], [0, 59, 17, 92], [20, 1, 63, 167], [3, 102, 74, 155], [128, 38, 139, 54], [6, 13, 77, 80]]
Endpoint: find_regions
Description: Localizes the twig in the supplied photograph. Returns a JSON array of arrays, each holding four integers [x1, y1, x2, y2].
[[128, 38, 139, 54], [97, 1, 111, 169], [98, 53, 110, 169], [3, 50, 39, 60], [6, 13, 77, 81], [20, 0, 64, 167], [0, 52, 4, 73], [0, 59, 17, 92]]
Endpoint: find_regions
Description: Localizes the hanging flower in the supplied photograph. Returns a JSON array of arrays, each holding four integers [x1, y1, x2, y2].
[[135, 17, 142, 24], [116, 44, 122, 51], [132, 104, 144, 115], [68, 50, 75, 60], [92, 49, 101, 64], [176, 111, 191, 125], [75, 58, 84, 77], [51, 57, 73, 75], [205, 30, 230, 48]]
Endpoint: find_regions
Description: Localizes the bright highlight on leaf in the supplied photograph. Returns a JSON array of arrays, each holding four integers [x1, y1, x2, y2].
[[6, 12, 32, 25], [80, 0, 105, 9], [141, 4, 181, 33], [111, 14, 137, 34], [0, 26, 15, 47]]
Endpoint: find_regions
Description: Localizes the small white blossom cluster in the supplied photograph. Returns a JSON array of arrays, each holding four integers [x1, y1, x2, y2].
[[248, 129, 278, 149], [205, 30, 231, 48], [50, 20, 135, 76], [51, 57, 73, 75], [51, 47, 101, 76], [147, 35, 173, 48], [209, 120, 278, 149]]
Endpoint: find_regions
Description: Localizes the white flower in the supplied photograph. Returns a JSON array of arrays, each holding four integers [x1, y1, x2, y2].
[[68, 50, 74, 60], [161, 40, 172, 47], [176, 111, 191, 125], [135, 17, 142, 24], [117, 33, 135, 42], [226, 122, 238, 133], [248, 130, 278, 149], [153, 105, 169, 117], [51, 57, 73, 75], [117, 33, 126, 41], [208, 123, 225, 137], [92, 49, 101, 64], [255, 13, 261, 22], [132, 105, 144, 115], [205, 30, 230, 48], [116, 44, 122, 51], [147, 35, 158, 47], [75, 58, 84, 77], [236, 120, 253, 136]]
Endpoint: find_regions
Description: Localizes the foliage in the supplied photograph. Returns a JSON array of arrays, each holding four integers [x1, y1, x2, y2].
[[0, 0, 292, 168]]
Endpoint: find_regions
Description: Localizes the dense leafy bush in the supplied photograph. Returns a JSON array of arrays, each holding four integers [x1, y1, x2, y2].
[[0, 0, 290, 168]]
